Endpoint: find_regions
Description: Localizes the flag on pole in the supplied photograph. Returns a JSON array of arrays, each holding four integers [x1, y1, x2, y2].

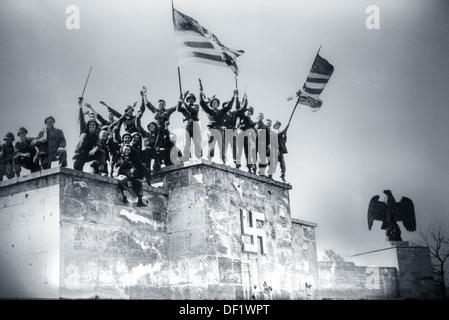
[[293, 50, 334, 111], [172, 7, 244, 76]]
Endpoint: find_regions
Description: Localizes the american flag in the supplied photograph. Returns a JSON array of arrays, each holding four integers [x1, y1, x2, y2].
[[297, 51, 334, 111], [172, 8, 244, 76]]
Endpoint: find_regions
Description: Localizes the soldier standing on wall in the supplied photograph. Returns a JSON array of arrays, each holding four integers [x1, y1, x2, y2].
[[198, 79, 234, 164]]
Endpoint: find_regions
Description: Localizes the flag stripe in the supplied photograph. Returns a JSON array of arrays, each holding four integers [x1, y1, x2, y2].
[[303, 87, 324, 95], [176, 46, 220, 57], [183, 41, 215, 49], [175, 32, 210, 42], [178, 51, 226, 63], [308, 72, 331, 80], [305, 81, 327, 90], [296, 52, 334, 110], [172, 8, 243, 75], [306, 76, 329, 84]]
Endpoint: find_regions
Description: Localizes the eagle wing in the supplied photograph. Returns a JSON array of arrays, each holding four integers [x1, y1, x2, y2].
[[397, 197, 416, 232], [367, 195, 387, 230]]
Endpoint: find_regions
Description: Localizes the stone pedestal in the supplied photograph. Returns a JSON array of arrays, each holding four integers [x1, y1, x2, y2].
[[0, 161, 318, 300], [350, 241, 436, 299]]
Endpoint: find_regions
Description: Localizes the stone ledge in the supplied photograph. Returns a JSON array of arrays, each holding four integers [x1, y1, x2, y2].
[[0, 167, 169, 196], [292, 217, 318, 228], [156, 158, 293, 190]]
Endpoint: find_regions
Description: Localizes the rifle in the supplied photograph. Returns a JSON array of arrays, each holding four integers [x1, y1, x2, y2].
[[78, 66, 92, 123]]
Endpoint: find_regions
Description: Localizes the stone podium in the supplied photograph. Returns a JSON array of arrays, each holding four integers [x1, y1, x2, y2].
[[349, 241, 436, 299], [0, 160, 318, 299]]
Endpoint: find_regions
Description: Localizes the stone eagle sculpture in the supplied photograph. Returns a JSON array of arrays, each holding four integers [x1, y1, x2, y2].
[[367, 190, 416, 241]]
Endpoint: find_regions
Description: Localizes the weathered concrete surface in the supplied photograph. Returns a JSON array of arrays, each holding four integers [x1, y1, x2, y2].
[[318, 261, 400, 299], [0, 161, 317, 299], [0, 167, 169, 299], [0, 179, 60, 299], [348, 242, 436, 300], [154, 160, 318, 300], [0, 162, 437, 299]]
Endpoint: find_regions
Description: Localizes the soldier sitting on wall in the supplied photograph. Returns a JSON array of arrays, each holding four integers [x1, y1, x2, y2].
[[14, 127, 41, 175], [0, 132, 19, 181], [114, 144, 146, 207]]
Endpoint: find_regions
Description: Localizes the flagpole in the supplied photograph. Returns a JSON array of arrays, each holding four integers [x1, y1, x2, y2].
[[177, 66, 183, 97], [287, 96, 301, 126], [172, 0, 183, 97]]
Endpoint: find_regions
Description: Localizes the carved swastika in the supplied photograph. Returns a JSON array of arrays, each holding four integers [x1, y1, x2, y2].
[[240, 209, 267, 254]]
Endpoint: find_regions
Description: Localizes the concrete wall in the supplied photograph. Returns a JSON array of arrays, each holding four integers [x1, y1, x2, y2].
[[0, 161, 318, 300], [154, 160, 318, 300], [0, 163, 437, 300], [0, 171, 61, 299], [0, 167, 169, 299], [58, 169, 169, 299], [321, 242, 437, 300], [318, 262, 399, 299]]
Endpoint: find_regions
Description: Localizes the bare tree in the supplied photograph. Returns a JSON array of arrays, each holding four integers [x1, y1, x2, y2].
[[418, 226, 449, 300]]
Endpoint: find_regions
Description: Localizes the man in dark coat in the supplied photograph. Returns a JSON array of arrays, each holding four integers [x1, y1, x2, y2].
[[222, 90, 246, 165], [14, 127, 41, 175], [177, 92, 202, 160], [269, 120, 289, 182], [235, 106, 256, 173], [100, 100, 139, 134], [32, 116, 67, 170], [140, 86, 177, 129], [72, 118, 106, 174], [0, 132, 18, 181], [254, 112, 270, 176], [199, 86, 234, 163], [114, 144, 146, 207], [137, 119, 164, 173]]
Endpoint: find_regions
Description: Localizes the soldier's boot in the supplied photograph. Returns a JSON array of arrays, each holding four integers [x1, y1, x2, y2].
[[137, 196, 146, 207]]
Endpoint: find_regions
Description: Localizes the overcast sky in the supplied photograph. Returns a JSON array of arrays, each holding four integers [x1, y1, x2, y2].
[[1, 0, 448, 263]]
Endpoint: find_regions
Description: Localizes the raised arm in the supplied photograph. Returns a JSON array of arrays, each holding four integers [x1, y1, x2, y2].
[[99, 101, 122, 118]]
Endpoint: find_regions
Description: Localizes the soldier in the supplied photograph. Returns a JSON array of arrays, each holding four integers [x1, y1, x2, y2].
[[77, 98, 102, 135], [140, 86, 177, 129], [0, 132, 18, 181], [130, 132, 143, 157], [199, 82, 234, 163], [270, 120, 290, 182], [264, 118, 273, 178], [83, 100, 116, 127], [265, 119, 272, 129], [177, 92, 202, 160], [72, 118, 106, 175], [100, 101, 139, 134], [235, 106, 256, 173], [137, 120, 164, 173], [32, 116, 67, 170], [114, 144, 146, 207], [254, 112, 269, 176], [96, 126, 116, 176], [115, 131, 150, 186], [14, 127, 41, 175], [222, 90, 246, 165]]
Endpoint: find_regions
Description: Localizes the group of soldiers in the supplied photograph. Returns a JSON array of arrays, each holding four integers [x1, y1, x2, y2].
[[0, 81, 290, 205]]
